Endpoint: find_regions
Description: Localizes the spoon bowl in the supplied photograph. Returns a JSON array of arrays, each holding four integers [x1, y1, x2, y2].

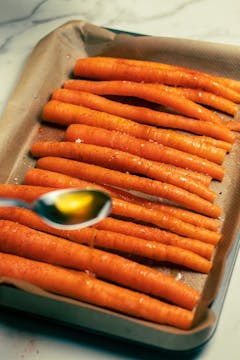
[[0, 188, 112, 230]]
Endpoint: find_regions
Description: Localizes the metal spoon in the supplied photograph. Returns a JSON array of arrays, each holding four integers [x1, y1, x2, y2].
[[0, 188, 112, 230]]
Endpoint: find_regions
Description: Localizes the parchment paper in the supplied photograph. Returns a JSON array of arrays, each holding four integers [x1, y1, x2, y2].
[[0, 20, 240, 347]]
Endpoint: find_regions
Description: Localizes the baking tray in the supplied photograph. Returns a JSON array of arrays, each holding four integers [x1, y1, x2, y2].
[[0, 20, 240, 352]]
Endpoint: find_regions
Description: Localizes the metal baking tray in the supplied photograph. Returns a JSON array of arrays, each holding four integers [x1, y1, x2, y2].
[[0, 20, 240, 352]]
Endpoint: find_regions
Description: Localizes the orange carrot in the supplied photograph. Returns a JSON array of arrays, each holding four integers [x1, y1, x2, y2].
[[25, 170, 223, 245], [8, 179, 219, 244], [0, 211, 211, 273], [133, 200, 220, 232], [64, 79, 223, 125], [36, 156, 221, 218], [64, 123, 224, 180], [0, 184, 55, 203], [0, 252, 194, 329], [31, 141, 216, 202], [94, 218, 214, 260], [42, 100, 227, 166], [153, 85, 238, 116], [55, 87, 236, 145], [111, 198, 221, 244], [24, 168, 219, 232], [113, 57, 240, 94], [33, 227, 212, 274], [65, 125, 212, 186], [225, 120, 240, 132], [0, 206, 214, 260], [73, 57, 240, 103], [0, 220, 200, 309]]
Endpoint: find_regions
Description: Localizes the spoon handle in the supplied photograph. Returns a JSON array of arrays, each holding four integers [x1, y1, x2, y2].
[[0, 198, 31, 209]]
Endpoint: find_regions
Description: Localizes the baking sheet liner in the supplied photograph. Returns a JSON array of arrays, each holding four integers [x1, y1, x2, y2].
[[0, 20, 240, 351]]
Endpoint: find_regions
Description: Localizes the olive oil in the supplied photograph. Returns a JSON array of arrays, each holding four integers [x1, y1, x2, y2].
[[34, 189, 112, 229]]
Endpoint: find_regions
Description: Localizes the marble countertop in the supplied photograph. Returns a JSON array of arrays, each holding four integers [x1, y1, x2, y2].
[[0, 0, 240, 359]]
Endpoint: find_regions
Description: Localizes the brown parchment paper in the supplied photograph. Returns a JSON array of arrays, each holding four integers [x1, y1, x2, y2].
[[1, 20, 240, 346]]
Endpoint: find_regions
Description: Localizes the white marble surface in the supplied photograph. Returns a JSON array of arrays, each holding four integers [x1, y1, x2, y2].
[[0, 0, 240, 359]]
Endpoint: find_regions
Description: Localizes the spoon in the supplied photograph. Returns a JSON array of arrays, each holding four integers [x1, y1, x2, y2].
[[0, 188, 112, 230]]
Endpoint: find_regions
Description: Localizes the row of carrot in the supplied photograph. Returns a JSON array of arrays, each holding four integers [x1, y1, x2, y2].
[[1, 56, 239, 330]]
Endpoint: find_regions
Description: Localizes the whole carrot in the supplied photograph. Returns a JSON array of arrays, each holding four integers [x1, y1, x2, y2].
[[153, 85, 238, 116], [0, 220, 200, 309], [112, 57, 240, 94], [0, 211, 211, 273], [36, 156, 221, 217], [42, 100, 226, 166], [111, 197, 221, 244], [94, 217, 214, 260], [0, 252, 194, 329], [73, 57, 240, 103], [46, 227, 212, 273], [0, 184, 55, 202], [31, 141, 216, 202], [43, 100, 226, 178], [55, 87, 236, 145], [24, 171, 223, 246], [65, 124, 213, 186], [24, 168, 219, 231], [62, 80, 235, 146], [0, 182, 220, 244], [0, 206, 214, 260]]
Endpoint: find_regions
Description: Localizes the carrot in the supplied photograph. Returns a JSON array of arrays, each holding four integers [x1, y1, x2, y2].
[[0, 210, 211, 273], [36, 156, 221, 218], [0, 206, 214, 260], [0, 220, 200, 309], [25, 170, 223, 245], [0, 184, 55, 203], [24, 168, 219, 232], [65, 125, 212, 186], [73, 57, 240, 103], [42, 100, 227, 166], [63, 79, 223, 125], [31, 141, 216, 202], [64, 123, 224, 180], [62, 80, 236, 147], [132, 200, 220, 232], [55, 87, 236, 145], [12, 178, 220, 244], [225, 120, 240, 132], [111, 197, 221, 244], [113, 57, 240, 94], [77, 228, 212, 272], [152, 85, 238, 116], [93, 217, 215, 260], [0, 252, 194, 329]]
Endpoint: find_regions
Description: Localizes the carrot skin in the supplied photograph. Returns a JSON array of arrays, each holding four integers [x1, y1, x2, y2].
[[0, 252, 194, 329], [42, 100, 226, 167], [65, 124, 213, 186], [24, 168, 219, 232], [0, 209, 211, 273], [35, 156, 222, 218], [31, 141, 216, 202], [0, 206, 214, 260], [106, 57, 240, 95], [155, 85, 238, 116], [0, 220, 200, 310], [54, 87, 236, 144], [0, 183, 221, 244], [73, 57, 240, 103], [111, 197, 221, 244], [0, 184, 55, 202]]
